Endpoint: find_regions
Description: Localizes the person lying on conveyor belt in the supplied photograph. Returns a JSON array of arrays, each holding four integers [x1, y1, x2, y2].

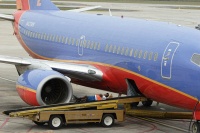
[[76, 93, 111, 103]]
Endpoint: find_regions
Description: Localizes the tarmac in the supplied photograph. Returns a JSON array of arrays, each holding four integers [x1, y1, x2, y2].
[[0, 1, 200, 133]]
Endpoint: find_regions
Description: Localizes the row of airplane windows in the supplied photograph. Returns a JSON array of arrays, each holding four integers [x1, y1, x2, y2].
[[22, 29, 158, 61], [105, 44, 158, 61]]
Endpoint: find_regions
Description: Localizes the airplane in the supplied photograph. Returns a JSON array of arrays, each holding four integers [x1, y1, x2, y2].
[[0, 0, 200, 132]]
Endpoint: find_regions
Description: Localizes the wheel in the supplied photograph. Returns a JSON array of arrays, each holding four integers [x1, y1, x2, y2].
[[142, 99, 153, 107], [192, 122, 200, 133], [130, 102, 139, 107], [101, 114, 114, 127], [33, 121, 45, 126], [48, 115, 63, 130]]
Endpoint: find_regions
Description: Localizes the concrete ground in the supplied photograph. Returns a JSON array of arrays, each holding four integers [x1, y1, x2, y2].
[[0, 2, 199, 133]]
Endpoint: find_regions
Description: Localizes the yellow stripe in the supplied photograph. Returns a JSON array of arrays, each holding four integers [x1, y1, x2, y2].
[[16, 85, 36, 93]]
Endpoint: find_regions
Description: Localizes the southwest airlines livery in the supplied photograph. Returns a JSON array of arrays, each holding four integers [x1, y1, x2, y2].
[[1, 0, 200, 130]]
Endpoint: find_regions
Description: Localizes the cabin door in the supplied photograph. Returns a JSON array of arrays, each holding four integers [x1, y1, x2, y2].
[[78, 35, 85, 56], [161, 42, 179, 79]]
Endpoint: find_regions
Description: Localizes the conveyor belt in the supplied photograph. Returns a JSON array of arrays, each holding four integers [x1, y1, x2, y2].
[[3, 96, 145, 117], [127, 109, 193, 119]]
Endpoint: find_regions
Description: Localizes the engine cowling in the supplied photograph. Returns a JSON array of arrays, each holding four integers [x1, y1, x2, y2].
[[16, 69, 73, 106]]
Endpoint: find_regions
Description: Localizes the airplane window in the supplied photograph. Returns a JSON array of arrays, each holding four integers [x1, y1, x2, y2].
[[52, 35, 55, 42], [43, 34, 46, 40], [44, 34, 47, 40], [86, 41, 89, 48], [32, 32, 35, 38], [29, 32, 32, 37], [117, 46, 121, 54], [138, 50, 143, 58], [71, 38, 75, 45], [191, 54, 200, 66], [97, 43, 101, 50], [94, 42, 97, 50], [113, 45, 117, 53], [59, 36, 62, 43], [27, 31, 30, 37], [105, 44, 109, 52], [125, 48, 129, 56], [47, 34, 49, 40], [35, 33, 38, 38], [143, 51, 148, 59], [41, 34, 44, 40], [154, 53, 158, 61], [65, 37, 68, 44], [121, 47, 125, 55], [56, 35, 59, 42], [134, 49, 138, 57], [61, 36, 65, 43], [129, 48, 133, 56], [76, 39, 80, 46], [38, 33, 41, 39], [109, 45, 113, 52], [83, 40, 87, 48], [49, 35, 53, 41], [90, 42, 94, 49], [68, 37, 71, 45], [149, 52, 153, 60]]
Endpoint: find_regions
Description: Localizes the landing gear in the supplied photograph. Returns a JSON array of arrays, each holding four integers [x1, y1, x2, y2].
[[142, 99, 153, 107], [192, 122, 200, 133]]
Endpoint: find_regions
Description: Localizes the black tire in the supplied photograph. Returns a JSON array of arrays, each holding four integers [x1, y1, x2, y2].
[[142, 99, 153, 107], [130, 102, 139, 107], [33, 121, 45, 126], [192, 122, 200, 133], [101, 114, 114, 127], [48, 115, 63, 130]]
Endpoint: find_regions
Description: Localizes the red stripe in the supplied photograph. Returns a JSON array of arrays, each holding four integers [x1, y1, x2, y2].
[[16, 86, 39, 106]]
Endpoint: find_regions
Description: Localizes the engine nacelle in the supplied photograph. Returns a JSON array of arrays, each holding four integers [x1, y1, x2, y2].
[[16, 69, 73, 106]]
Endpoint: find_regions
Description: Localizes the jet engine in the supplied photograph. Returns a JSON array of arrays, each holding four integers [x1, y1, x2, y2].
[[16, 69, 73, 106]]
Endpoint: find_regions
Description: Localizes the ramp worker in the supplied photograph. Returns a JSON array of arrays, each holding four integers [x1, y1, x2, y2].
[[76, 93, 111, 102]]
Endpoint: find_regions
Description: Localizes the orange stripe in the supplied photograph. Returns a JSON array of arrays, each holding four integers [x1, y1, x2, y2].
[[16, 85, 36, 93]]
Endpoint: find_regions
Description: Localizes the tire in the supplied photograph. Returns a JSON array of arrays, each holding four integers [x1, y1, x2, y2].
[[101, 114, 114, 127], [48, 115, 63, 130], [33, 121, 45, 126], [192, 122, 200, 133], [142, 99, 153, 107]]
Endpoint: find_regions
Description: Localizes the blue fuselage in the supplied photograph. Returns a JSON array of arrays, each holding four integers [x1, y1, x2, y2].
[[17, 10, 200, 108]]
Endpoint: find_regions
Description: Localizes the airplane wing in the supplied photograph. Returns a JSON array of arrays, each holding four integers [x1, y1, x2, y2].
[[0, 14, 14, 21], [0, 55, 103, 82], [68, 6, 101, 12]]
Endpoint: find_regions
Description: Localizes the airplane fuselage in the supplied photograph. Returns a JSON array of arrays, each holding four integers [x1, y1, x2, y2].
[[14, 10, 200, 110]]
